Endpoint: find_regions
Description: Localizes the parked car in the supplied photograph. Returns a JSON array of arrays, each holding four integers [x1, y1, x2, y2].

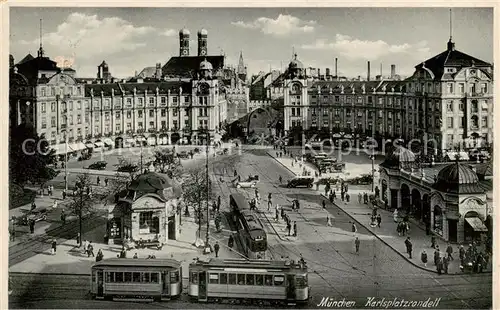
[[444, 151, 469, 161], [19, 207, 48, 225], [177, 151, 190, 159], [236, 180, 258, 188], [469, 149, 491, 162], [88, 161, 107, 170], [286, 176, 315, 188]]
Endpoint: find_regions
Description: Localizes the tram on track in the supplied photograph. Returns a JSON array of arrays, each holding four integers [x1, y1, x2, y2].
[[230, 193, 267, 259], [90, 258, 182, 301], [188, 258, 310, 305]]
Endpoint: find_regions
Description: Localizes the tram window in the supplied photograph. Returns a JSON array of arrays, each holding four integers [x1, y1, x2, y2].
[[142, 273, 150, 282], [296, 275, 307, 287], [228, 273, 236, 285], [124, 272, 132, 282], [255, 274, 264, 285], [106, 272, 114, 283], [133, 272, 141, 282], [115, 272, 124, 282], [170, 271, 180, 283], [190, 272, 198, 284], [264, 275, 273, 286], [151, 273, 159, 283], [237, 274, 245, 285], [219, 273, 228, 285], [209, 273, 219, 284], [92, 271, 96, 283], [273, 275, 285, 286], [246, 274, 255, 285]]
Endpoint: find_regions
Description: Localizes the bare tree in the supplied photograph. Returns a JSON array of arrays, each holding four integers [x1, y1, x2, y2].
[[152, 148, 183, 179], [67, 173, 99, 246], [181, 167, 213, 246]]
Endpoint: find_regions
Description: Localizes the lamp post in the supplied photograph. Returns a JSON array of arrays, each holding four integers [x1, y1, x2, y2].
[[134, 133, 144, 174], [370, 152, 375, 193], [61, 113, 69, 192], [204, 128, 211, 252]]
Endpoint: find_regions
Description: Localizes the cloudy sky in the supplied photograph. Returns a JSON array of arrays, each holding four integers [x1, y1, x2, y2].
[[10, 7, 493, 79]]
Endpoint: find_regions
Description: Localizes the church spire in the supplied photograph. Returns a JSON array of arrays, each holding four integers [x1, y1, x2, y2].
[[447, 8, 455, 51], [237, 51, 246, 74], [37, 19, 45, 58]]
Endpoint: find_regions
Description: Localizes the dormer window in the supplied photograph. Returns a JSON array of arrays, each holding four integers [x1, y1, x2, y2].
[[446, 68, 455, 73]]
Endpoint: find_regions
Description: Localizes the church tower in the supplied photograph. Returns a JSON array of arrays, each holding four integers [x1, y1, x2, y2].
[[198, 28, 208, 56], [179, 28, 190, 56], [237, 51, 247, 81]]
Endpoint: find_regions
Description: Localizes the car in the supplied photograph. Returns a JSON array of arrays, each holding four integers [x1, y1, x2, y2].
[[19, 207, 48, 225], [469, 149, 491, 162], [236, 180, 258, 188], [287, 177, 315, 188], [88, 161, 107, 170], [177, 151, 189, 159]]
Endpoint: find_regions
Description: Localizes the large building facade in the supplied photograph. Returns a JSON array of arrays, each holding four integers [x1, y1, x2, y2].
[[10, 29, 231, 154], [282, 39, 493, 153]]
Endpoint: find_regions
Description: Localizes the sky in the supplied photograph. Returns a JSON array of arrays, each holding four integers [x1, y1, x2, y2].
[[9, 7, 493, 79]]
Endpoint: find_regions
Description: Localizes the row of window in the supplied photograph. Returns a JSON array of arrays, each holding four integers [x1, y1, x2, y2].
[[446, 100, 489, 113], [446, 116, 489, 129], [104, 271, 180, 283], [190, 272, 308, 287]]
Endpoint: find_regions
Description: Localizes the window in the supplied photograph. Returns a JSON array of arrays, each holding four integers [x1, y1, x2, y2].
[[264, 275, 273, 286], [173, 97, 178, 103], [273, 275, 284, 286], [69, 116, 73, 125], [378, 98, 383, 105], [126, 98, 132, 106], [246, 274, 255, 285], [459, 102, 464, 111], [447, 83, 454, 94], [151, 273, 159, 283], [481, 83, 487, 94], [471, 100, 478, 113], [173, 109, 178, 117], [105, 112, 110, 121], [170, 271, 179, 283], [116, 124, 120, 132], [209, 273, 219, 284], [127, 111, 132, 119], [296, 275, 308, 288], [138, 110, 143, 118], [335, 96, 340, 103], [161, 97, 166, 104], [94, 114, 99, 121], [149, 121, 154, 128], [116, 112, 121, 119], [237, 274, 245, 285], [459, 117, 464, 128], [142, 273, 150, 283], [77, 115, 82, 124], [357, 96, 363, 104], [138, 122, 143, 128], [459, 83, 464, 94], [51, 102, 56, 112], [219, 273, 227, 285], [85, 113, 89, 123], [161, 109, 166, 117], [255, 274, 263, 285], [482, 116, 488, 128], [149, 97, 155, 104], [190, 272, 198, 284], [149, 110, 155, 117], [323, 109, 328, 116], [228, 273, 236, 285], [41, 88, 46, 97], [447, 101, 453, 112], [115, 272, 124, 282], [161, 121, 166, 128], [184, 96, 189, 103], [124, 272, 132, 282], [173, 120, 178, 129], [77, 101, 82, 110], [41, 102, 46, 113], [106, 272, 114, 283], [133, 272, 141, 282], [139, 211, 159, 234], [138, 98, 143, 104], [41, 117, 47, 129]]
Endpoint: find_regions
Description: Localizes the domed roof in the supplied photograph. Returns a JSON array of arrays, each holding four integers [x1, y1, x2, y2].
[[179, 28, 190, 35], [129, 172, 173, 192], [200, 58, 213, 70], [380, 146, 415, 169], [198, 28, 208, 35], [288, 54, 304, 70], [433, 162, 484, 194]]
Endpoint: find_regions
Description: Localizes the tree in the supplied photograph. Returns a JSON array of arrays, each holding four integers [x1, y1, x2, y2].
[[9, 123, 57, 187], [152, 148, 183, 179], [181, 167, 213, 247], [67, 174, 98, 246], [115, 157, 139, 180]]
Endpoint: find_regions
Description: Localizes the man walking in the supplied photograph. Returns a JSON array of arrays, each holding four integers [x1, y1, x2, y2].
[[351, 222, 357, 237], [293, 221, 297, 237], [214, 241, 220, 258], [421, 249, 428, 267], [97, 176, 100, 186], [358, 193, 362, 204], [326, 214, 332, 227], [287, 221, 292, 236], [459, 245, 465, 266], [355, 237, 360, 254], [51, 239, 57, 255], [376, 214, 381, 228], [267, 193, 272, 212], [60, 210, 66, 225], [88, 241, 95, 257], [405, 237, 413, 259], [446, 243, 454, 260], [322, 200, 326, 209]]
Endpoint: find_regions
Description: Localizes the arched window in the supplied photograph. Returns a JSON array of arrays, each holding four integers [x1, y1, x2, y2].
[[433, 206, 443, 236], [471, 100, 478, 113], [471, 115, 479, 128]]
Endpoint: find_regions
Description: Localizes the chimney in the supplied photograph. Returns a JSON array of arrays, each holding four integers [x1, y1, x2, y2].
[[326, 68, 330, 77], [358, 75, 361, 81], [367, 61, 371, 81], [391, 64, 396, 79], [156, 63, 162, 79], [317, 68, 321, 78], [335, 58, 338, 77], [380, 63, 383, 77]]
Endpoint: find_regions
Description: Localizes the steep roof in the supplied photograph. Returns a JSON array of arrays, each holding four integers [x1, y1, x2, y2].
[[414, 41, 491, 80], [162, 56, 224, 78], [14, 56, 60, 84], [136, 66, 156, 78], [432, 162, 484, 194], [309, 80, 382, 94], [84, 81, 192, 97], [17, 53, 35, 65]]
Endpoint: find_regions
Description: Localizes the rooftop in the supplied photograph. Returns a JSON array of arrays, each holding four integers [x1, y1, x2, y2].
[[162, 55, 224, 79]]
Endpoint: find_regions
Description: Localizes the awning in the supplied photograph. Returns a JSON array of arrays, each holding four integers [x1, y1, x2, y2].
[[51, 143, 69, 155], [126, 138, 135, 144], [147, 137, 157, 145], [94, 141, 104, 148], [465, 217, 488, 232], [85, 142, 95, 149], [103, 138, 114, 146], [136, 136, 147, 142], [69, 142, 87, 152]]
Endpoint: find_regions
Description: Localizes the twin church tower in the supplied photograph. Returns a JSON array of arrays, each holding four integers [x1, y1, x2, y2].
[[179, 28, 207, 57]]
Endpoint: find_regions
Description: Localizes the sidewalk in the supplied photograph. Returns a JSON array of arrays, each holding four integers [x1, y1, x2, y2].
[[268, 151, 492, 275], [9, 210, 241, 279]]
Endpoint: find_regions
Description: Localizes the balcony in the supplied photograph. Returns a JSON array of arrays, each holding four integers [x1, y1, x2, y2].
[[468, 92, 484, 97]]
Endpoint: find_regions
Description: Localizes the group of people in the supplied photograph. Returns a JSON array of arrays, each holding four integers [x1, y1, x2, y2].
[[274, 204, 297, 237]]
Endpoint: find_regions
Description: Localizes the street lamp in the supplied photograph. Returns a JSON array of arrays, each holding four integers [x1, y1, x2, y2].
[[204, 128, 211, 253], [61, 114, 69, 192], [133, 133, 144, 174], [370, 152, 375, 193]]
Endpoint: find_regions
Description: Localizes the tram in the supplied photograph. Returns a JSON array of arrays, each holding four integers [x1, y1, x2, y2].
[[188, 258, 310, 305], [90, 258, 182, 301], [237, 209, 267, 259]]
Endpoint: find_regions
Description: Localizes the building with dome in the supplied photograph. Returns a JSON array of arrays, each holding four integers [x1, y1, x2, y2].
[[281, 37, 493, 155], [378, 145, 492, 243], [107, 172, 183, 245]]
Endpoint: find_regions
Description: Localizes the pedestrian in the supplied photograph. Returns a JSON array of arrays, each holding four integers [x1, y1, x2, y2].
[[459, 245, 465, 266], [341, 191, 345, 201], [76, 233, 81, 247], [333, 190, 336, 200], [281, 207, 285, 221], [9, 225, 15, 242], [322, 200, 326, 209], [228, 235, 234, 249], [29, 219, 35, 234], [31, 201, 36, 211], [434, 247, 440, 266], [436, 257, 443, 275], [51, 239, 57, 255], [83, 240, 89, 255], [421, 249, 428, 267], [405, 237, 413, 259], [327, 214, 332, 226], [133, 252, 138, 259], [376, 214, 381, 228], [279, 175, 282, 184], [345, 193, 350, 203], [104, 178, 108, 186], [443, 256, 449, 274], [351, 222, 357, 237], [96, 249, 104, 262], [60, 210, 66, 225], [293, 221, 297, 237], [120, 247, 127, 258], [431, 236, 436, 248], [358, 193, 362, 204], [275, 205, 280, 222], [214, 241, 220, 258], [393, 209, 398, 222], [287, 221, 291, 236], [97, 176, 100, 185], [268, 198, 272, 212], [355, 237, 360, 254], [446, 243, 454, 260]]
